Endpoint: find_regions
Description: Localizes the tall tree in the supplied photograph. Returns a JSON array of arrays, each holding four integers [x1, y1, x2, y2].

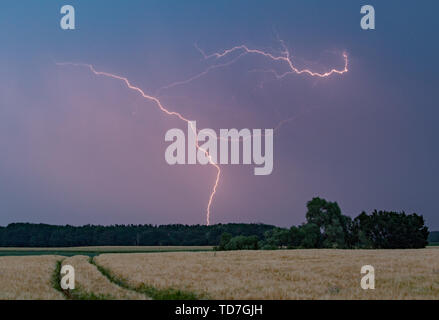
[[305, 197, 350, 248]]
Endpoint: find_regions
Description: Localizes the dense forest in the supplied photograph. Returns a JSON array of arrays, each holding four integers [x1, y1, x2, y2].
[[429, 231, 439, 243], [0, 197, 433, 249], [0, 222, 275, 247]]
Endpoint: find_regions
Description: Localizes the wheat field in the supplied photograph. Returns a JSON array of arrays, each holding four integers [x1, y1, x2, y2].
[[95, 249, 439, 299], [61, 255, 148, 299], [0, 256, 64, 300], [1, 249, 438, 300]]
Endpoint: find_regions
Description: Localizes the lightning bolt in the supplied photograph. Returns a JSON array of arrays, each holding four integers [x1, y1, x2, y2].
[[56, 41, 348, 226], [158, 42, 348, 94], [56, 62, 220, 226], [198, 44, 348, 78], [156, 51, 248, 94]]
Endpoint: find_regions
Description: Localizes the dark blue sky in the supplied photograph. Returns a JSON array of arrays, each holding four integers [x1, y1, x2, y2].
[[1, 1, 438, 229]]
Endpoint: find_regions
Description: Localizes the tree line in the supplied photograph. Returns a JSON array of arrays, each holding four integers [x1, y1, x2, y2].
[[217, 197, 430, 250], [0, 222, 274, 247], [428, 231, 439, 243], [0, 197, 431, 249]]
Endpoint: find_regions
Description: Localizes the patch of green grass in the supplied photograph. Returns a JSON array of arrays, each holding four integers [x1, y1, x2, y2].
[[51, 260, 64, 294], [0, 251, 101, 257], [69, 289, 114, 300], [135, 283, 200, 300], [428, 242, 439, 247], [0, 248, 212, 257], [89, 258, 204, 300]]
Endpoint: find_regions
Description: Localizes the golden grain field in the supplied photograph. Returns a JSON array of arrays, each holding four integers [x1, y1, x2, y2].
[[95, 249, 439, 299], [61, 255, 148, 300], [0, 256, 64, 300], [1, 249, 438, 300]]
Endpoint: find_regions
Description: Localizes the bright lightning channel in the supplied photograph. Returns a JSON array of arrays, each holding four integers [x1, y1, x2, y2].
[[56, 41, 348, 226]]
